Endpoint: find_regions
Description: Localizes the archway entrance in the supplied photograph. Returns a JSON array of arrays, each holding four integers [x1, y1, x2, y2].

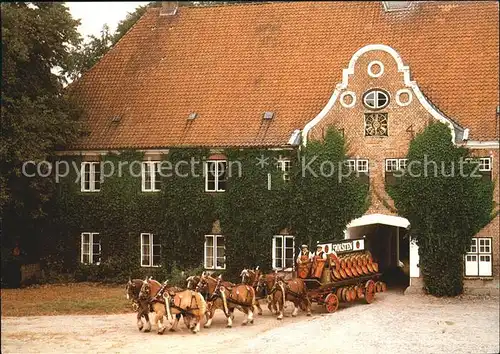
[[345, 214, 410, 291]]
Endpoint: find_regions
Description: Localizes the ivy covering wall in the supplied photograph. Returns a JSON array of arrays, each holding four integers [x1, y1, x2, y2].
[[388, 122, 495, 296], [37, 128, 369, 283]]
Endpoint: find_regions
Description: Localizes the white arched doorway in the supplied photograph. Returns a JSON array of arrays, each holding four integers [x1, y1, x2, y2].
[[345, 214, 418, 291]]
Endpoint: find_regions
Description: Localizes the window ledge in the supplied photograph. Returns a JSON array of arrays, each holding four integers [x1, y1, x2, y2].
[[464, 276, 494, 280]]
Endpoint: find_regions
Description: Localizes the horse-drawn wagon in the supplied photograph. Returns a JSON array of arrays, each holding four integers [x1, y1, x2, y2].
[[302, 237, 387, 313]]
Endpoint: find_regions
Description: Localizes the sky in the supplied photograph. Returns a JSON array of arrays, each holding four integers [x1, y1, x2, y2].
[[66, 2, 150, 39]]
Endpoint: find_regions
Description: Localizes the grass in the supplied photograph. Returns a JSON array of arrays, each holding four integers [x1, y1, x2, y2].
[[0, 282, 134, 317]]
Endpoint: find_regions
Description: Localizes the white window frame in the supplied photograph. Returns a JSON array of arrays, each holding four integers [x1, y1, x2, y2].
[[363, 90, 390, 110], [272, 235, 295, 270], [140, 233, 161, 268], [81, 162, 101, 192], [478, 157, 492, 172], [204, 235, 226, 270], [385, 158, 407, 172], [356, 159, 369, 173], [205, 160, 227, 192], [81, 232, 101, 265], [465, 237, 492, 277], [141, 161, 161, 192], [276, 156, 291, 182]]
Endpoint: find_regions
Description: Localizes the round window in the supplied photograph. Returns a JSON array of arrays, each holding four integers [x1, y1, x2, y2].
[[363, 89, 390, 110]]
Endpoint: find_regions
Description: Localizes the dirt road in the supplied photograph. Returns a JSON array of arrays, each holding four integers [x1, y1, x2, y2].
[[2, 292, 498, 354]]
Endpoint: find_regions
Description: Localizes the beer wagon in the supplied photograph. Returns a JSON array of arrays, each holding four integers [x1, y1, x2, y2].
[[303, 237, 386, 313]]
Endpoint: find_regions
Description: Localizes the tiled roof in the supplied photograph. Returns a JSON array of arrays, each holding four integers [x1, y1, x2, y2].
[[69, 1, 499, 150]]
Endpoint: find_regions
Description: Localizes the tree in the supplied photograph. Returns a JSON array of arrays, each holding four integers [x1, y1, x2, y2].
[[292, 128, 369, 246], [388, 122, 495, 296], [1, 2, 82, 263], [66, 25, 114, 81]]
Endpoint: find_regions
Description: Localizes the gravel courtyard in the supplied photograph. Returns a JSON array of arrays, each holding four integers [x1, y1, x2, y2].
[[2, 292, 499, 354]]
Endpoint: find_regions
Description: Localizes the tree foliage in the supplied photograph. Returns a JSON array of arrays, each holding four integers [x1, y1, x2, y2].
[[1, 3, 82, 225], [388, 122, 494, 296], [292, 128, 370, 245]]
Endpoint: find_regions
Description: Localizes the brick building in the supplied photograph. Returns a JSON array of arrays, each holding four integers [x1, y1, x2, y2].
[[67, 1, 499, 293]]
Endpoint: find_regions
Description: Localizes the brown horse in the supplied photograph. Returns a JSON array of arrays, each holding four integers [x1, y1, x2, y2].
[[272, 276, 312, 320], [126, 277, 157, 332], [196, 273, 255, 328], [240, 268, 265, 315], [186, 275, 201, 290], [137, 277, 164, 333]]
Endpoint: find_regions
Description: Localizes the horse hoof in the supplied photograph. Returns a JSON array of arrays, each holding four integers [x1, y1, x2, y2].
[[242, 322, 248, 326], [250, 319, 254, 324], [277, 317, 282, 321], [169, 328, 176, 332], [144, 329, 151, 333], [306, 313, 312, 317], [203, 324, 210, 328], [157, 330, 164, 335], [138, 327, 143, 332], [226, 325, 232, 328], [258, 312, 262, 316], [292, 314, 297, 317]]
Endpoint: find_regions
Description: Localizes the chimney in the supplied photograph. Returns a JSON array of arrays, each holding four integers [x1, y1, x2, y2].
[[160, 1, 178, 16]]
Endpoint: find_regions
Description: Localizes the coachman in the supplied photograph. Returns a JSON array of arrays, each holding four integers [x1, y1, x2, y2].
[[311, 245, 327, 279], [296, 244, 312, 279]]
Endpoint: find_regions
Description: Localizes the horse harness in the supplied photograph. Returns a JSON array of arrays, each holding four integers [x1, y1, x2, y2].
[[151, 283, 200, 318]]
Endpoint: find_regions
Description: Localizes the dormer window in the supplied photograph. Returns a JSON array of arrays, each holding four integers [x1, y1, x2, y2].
[[363, 89, 390, 111]]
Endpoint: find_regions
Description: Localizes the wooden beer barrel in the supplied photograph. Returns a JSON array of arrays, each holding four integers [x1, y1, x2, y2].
[[367, 263, 374, 273], [345, 267, 353, 278], [372, 262, 379, 273], [361, 265, 370, 275], [351, 266, 359, 277], [349, 287, 357, 301]]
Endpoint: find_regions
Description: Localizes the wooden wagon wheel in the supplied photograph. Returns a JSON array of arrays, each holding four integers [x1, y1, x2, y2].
[[345, 267, 353, 278], [324, 293, 339, 313], [339, 268, 348, 279], [367, 263, 374, 273], [364, 280, 376, 304], [372, 262, 379, 273]]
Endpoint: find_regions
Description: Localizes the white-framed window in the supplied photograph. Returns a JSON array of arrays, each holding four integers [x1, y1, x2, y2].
[[140, 233, 161, 267], [478, 157, 492, 172], [465, 237, 492, 277], [363, 89, 390, 110], [142, 161, 161, 192], [345, 159, 369, 173], [272, 235, 295, 270], [81, 162, 101, 192], [385, 158, 408, 172], [81, 232, 101, 265], [204, 235, 225, 270], [276, 156, 291, 182], [205, 160, 227, 192], [356, 159, 369, 173]]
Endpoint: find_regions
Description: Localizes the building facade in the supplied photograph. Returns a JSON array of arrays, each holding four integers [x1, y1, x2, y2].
[[67, 1, 499, 293]]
